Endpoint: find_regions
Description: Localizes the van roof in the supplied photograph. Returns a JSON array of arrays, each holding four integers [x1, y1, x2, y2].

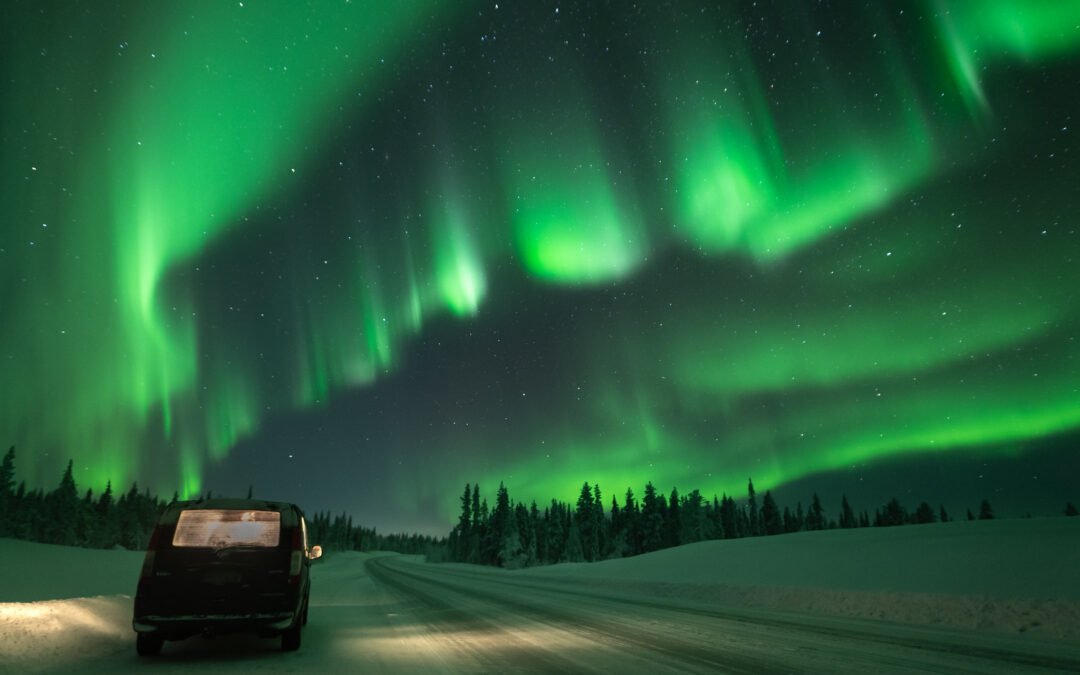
[[172, 498, 299, 512]]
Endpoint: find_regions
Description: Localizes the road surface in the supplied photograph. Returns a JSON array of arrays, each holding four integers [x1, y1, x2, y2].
[[16, 552, 1080, 674]]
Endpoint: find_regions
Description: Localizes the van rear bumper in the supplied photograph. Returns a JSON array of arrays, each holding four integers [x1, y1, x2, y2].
[[133, 612, 295, 637]]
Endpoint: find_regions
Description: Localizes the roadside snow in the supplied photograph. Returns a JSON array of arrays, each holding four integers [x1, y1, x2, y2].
[[517, 518, 1080, 638], [0, 539, 143, 601]]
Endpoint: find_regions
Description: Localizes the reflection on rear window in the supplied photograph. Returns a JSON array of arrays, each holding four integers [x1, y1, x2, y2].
[[173, 510, 281, 548]]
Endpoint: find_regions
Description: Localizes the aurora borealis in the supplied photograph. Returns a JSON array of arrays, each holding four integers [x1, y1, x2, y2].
[[3, 1, 1079, 533]]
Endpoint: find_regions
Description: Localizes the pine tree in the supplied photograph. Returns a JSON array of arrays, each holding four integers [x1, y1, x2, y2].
[[489, 483, 512, 565], [806, 493, 825, 531], [593, 484, 607, 559], [967, 508, 975, 521], [840, 495, 855, 529], [545, 501, 565, 563], [782, 506, 796, 533], [720, 494, 737, 539], [623, 488, 640, 555], [455, 483, 473, 561], [1066, 503, 1079, 517], [746, 478, 759, 536], [47, 460, 80, 546], [680, 489, 705, 543], [881, 498, 905, 526], [665, 487, 681, 548], [640, 482, 664, 552], [913, 501, 936, 524], [978, 499, 994, 520], [575, 482, 598, 562], [564, 518, 584, 562], [760, 490, 782, 535], [0, 446, 15, 536], [709, 495, 723, 539], [939, 504, 950, 523]]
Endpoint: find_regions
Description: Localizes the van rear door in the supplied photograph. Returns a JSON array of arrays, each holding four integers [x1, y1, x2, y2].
[[152, 508, 294, 616]]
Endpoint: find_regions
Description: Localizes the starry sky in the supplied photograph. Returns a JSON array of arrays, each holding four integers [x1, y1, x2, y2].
[[3, 1, 1079, 534]]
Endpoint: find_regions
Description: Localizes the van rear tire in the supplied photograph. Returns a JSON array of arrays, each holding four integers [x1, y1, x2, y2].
[[282, 620, 302, 651], [136, 633, 164, 656]]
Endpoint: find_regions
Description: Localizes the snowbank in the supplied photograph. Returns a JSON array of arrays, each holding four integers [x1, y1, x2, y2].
[[517, 518, 1080, 638], [0, 538, 144, 602]]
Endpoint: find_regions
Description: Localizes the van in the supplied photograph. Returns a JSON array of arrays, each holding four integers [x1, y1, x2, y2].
[[132, 498, 322, 655]]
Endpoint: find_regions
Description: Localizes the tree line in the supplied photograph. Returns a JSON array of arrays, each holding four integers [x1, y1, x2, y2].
[[446, 478, 1080, 569], [0, 446, 441, 554]]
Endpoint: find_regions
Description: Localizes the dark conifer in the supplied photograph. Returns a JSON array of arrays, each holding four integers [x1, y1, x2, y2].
[[665, 487, 681, 548], [782, 506, 796, 533], [913, 501, 936, 524], [761, 491, 782, 535], [747, 478, 759, 536], [720, 494, 737, 539], [640, 482, 664, 552], [939, 504, 950, 523], [1066, 502, 1079, 517], [806, 493, 825, 531], [680, 489, 705, 543], [840, 495, 855, 529], [575, 482, 598, 562], [881, 498, 905, 526], [978, 499, 994, 520]]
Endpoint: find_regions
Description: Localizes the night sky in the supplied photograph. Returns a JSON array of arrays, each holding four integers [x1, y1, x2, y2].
[[3, 1, 1079, 534]]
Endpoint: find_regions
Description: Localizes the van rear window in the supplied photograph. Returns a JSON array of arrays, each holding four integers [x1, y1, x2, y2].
[[173, 510, 281, 548]]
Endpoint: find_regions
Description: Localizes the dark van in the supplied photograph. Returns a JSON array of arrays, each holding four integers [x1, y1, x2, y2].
[[132, 498, 322, 655]]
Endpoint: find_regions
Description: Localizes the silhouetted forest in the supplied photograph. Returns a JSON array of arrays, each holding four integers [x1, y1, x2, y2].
[[4, 446, 1076, 562], [0, 446, 441, 555], [445, 479, 1079, 569]]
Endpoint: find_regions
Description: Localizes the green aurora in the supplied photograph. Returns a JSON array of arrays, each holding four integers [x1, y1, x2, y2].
[[2, 0, 1079, 529]]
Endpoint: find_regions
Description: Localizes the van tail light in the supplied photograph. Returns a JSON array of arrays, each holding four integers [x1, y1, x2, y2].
[[139, 526, 165, 581], [288, 528, 304, 583]]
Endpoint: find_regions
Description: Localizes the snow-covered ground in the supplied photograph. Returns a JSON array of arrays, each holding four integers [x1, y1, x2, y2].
[[519, 517, 1080, 638], [2, 518, 1079, 673]]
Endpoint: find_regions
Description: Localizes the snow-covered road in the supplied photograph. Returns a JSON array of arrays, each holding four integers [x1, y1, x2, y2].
[[10, 550, 1080, 674]]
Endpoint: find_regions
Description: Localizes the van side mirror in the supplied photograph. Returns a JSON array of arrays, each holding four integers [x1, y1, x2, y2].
[[308, 545, 323, 560]]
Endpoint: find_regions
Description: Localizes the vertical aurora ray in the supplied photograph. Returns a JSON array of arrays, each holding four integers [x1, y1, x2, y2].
[[1, 0, 462, 492], [433, 191, 487, 317], [499, 75, 648, 284], [933, 0, 1080, 116]]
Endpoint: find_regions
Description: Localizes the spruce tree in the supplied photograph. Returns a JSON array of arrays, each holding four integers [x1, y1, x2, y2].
[[746, 478, 759, 536], [913, 501, 936, 524], [760, 491, 782, 535], [680, 489, 705, 543], [564, 519, 584, 563], [806, 493, 825, 531], [593, 484, 607, 559], [456, 483, 473, 561], [47, 460, 80, 546], [0, 446, 14, 535], [665, 487, 681, 548], [1066, 503, 1079, 517], [575, 482, 598, 562], [939, 504, 950, 523], [720, 494, 737, 539], [640, 482, 664, 552], [978, 499, 994, 520], [840, 495, 855, 529], [623, 488, 640, 555]]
